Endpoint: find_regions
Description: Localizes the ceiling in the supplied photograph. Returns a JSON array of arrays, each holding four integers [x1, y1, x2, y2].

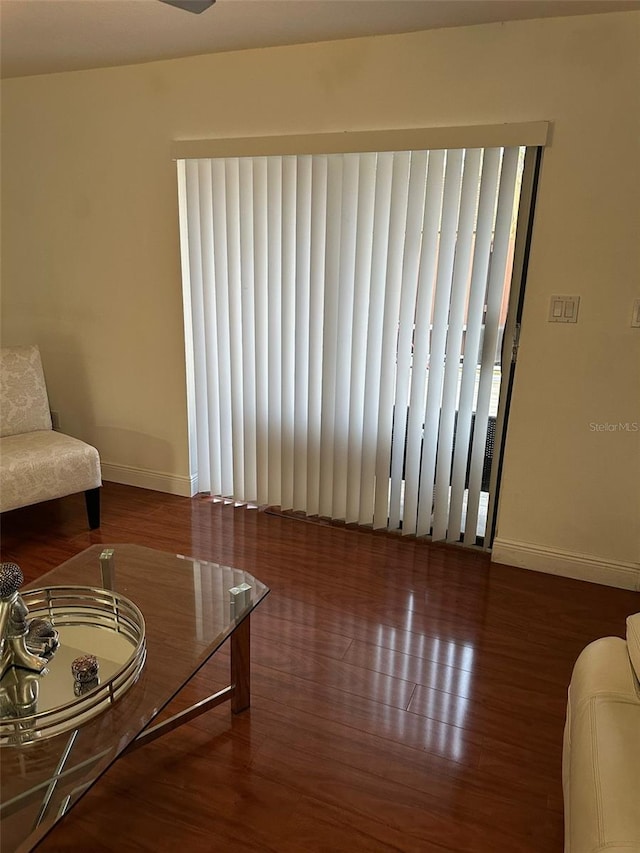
[[1, 0, 639, 80]]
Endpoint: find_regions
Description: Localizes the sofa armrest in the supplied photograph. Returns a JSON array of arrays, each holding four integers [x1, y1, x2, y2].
[[563, 637, 640, 853], [568, 637, 640, 711]]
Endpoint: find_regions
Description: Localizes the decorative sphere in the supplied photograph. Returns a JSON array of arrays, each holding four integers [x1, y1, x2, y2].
[[0, 563, 24, 598], [71, 655, 99, 683]]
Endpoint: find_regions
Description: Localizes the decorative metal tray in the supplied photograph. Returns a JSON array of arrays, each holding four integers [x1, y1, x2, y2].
[[0, 586, 146, 746]]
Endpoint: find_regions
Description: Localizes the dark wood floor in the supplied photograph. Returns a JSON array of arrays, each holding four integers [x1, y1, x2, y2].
[[2, 483, 638, 852]]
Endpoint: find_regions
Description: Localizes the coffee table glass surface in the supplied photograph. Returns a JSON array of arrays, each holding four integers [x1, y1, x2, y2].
[[0, 544, 269, 852]]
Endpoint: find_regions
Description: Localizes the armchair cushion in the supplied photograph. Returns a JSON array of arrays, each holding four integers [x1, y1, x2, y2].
[[0, 430, 101, 514]]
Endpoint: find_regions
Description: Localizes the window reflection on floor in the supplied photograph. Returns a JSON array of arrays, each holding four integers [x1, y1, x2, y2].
[[377, 622, 476, 763]]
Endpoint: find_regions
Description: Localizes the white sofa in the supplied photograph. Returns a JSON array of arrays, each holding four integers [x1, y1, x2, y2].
[[563, 612, 640, 853], [0, 345, 102, 528]]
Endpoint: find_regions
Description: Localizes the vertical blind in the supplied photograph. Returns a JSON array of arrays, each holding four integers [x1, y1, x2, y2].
[[178, 146, 523, 542]]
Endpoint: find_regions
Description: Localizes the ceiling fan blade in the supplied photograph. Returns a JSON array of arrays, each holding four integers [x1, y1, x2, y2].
[[159, 0, 216, 13]]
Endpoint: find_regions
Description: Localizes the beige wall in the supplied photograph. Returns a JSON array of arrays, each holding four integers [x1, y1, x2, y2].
[[2, 13, 639, 583]]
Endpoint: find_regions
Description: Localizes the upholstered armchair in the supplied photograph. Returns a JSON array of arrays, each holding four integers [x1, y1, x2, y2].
[[0, 345, 102, 528]]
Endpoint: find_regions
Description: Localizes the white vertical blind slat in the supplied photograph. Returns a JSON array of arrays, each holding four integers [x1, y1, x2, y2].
[[239, 158, 257, 502], [429, 149, 469, 539], [293, 155, 312, 512], [267, 157, 283, 505], [373, 152, 412, 529], [358, 152, 393, 524], [402, 150, 446, 536], [417, 149, 464, 538], [388, 150, 429, 530], [433, 148, 482, 541], [448, 148, 501, 540], [346, 153, 376, 524], [181, 162, 209, 492], [319, 155, 343, 518], [280, 156, 297, 510], [210, 159, 234, 497], [177, 162, 198, 488], [332, 154, 360, 521], [224, 159, 245, 500], [178, 160, 212, 491], [198, 160, 223, 498], [306, 156, 328, 517], [253, 157, 269, 505], [359, 152, 393, 525], [464, 146, 520, 545]]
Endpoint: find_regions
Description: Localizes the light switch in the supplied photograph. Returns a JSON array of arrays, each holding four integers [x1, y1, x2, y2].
[[549, 295, 580, 323], [632, 298, 640, 328]]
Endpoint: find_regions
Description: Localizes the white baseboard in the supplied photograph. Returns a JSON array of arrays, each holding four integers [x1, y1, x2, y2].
[[491, 538, 640, 591], [100, 462, 197, 498]]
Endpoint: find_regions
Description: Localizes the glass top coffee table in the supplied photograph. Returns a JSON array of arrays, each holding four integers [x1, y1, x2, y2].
[[0, 544, 269, 852]]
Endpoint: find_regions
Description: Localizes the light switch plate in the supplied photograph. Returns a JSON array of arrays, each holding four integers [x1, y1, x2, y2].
[[631, 298, 640, 328], [549, 295, 580, 323]]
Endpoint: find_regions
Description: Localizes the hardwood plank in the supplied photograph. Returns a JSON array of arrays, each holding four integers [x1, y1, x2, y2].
[[233, 689, 555, 820], [250, 642, 418, 711], [40, 724, 450, 853], [251, 610, 354, 659], [342, 638, 569, 717], [248, 733, 558, 853]]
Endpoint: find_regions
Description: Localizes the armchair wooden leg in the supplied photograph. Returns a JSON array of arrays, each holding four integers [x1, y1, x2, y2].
[[84, 488, 101, 530]]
